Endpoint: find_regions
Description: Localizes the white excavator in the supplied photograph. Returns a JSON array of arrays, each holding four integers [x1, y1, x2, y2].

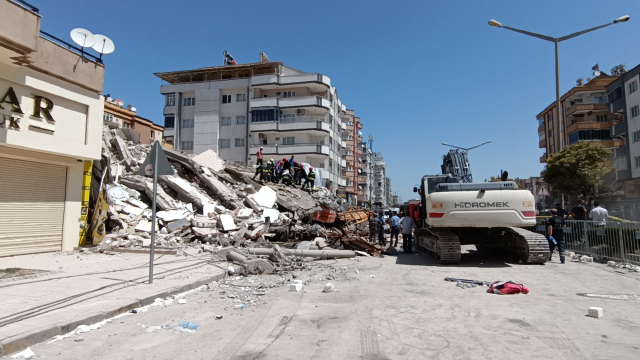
[[412, 149, 549, 264]]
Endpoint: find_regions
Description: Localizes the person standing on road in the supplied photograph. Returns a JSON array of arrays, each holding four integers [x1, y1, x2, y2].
[[390, 211, 400, 248], [378, 211, 387, 246], [571, 200, 587, 220], [555, 203, 569, 222], [369, 213, 381, 243], [589, 202, 608, 226], [399, 214, 417, 253], [547, 209, 565, 264], [256, 147, 264, 166]]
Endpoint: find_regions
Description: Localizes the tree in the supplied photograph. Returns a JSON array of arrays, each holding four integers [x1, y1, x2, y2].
[[542, 142, 614, 204]]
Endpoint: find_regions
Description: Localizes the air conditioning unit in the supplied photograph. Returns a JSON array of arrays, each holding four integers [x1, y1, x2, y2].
[[297, 109, 305, 115]]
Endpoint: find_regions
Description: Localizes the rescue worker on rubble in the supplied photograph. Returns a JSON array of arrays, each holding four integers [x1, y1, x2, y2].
[[266, 159, 276, 182], [301, 167, 315, 190], [547, 208, 565, 264], [293, 162, 305, 185], [252, 164, 264, 181], [281, 168, 293, 186], [261, 159, 273, 182]]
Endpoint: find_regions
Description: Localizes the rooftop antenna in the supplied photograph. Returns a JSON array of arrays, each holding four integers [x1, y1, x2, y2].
[[91, 34, 115, 62], [70, 28, 96, 55]]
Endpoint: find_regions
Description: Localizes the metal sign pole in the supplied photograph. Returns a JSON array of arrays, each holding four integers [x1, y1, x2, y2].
[[149, 142, 159, 284]]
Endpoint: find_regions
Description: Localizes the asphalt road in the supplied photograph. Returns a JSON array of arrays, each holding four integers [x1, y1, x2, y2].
[[11, 247, 640, 360]]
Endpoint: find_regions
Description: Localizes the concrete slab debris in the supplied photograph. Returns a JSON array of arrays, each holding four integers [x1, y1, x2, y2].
[[167, 218, 190, 232], [218, 214, 237, 231], [192, 149, 225, 172], [127, 199, 149, 210], [588, 307, 603, 318], [261, 208, 280, 223], [236, 208, 254, 219], [253, 186, 277, 209], [122, 205, 144, 216]]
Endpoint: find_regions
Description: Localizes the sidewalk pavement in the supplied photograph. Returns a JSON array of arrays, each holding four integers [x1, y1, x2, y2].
[[0, 250, 226, 356]]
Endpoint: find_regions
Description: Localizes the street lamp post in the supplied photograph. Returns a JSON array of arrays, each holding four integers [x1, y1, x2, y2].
[[488, 15, 630, 153], [489, 15, 629, 204]]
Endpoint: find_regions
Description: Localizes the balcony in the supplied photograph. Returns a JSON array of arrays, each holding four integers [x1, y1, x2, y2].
[[341, 159, 346, 167], [250, 96, 330, 110], [565, 103, 609, 116], [539, 138, 546, 148], [251, 73, 330, 89], [610, 96, 625, 114], [540, 153, 547, 163], [612, 122, 627, 136], [251, 116, 330, 133], [343, 170, 354, 178], [250, 143, 330, 156], [357, 122, 363, 130], [341, 140, 347, 148], [600, 138, 626, 148], [566, 120, 617, 134]]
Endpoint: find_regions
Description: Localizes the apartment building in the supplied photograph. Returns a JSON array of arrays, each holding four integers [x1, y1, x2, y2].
[[359, 142, 374, 208], [339, 109, 366, 204], [155, 62, 346, 192], [606, 64, 640, 220], [103, 97, 164, 145], [537, 75, 621, 163], [372, 152, 388, 208], [0, 0, 104, 256], [386, 178, 393, 207]]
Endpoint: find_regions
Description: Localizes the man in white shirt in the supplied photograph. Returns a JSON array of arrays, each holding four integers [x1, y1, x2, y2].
[[589, 202, 608, 226], [399, 215, 417, 253]]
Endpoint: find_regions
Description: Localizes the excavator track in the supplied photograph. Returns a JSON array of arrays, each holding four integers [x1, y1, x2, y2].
[[415, 228, 461, 264], [504, 227, 549, 264]]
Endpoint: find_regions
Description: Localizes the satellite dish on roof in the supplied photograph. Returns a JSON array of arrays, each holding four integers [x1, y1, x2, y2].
[[70, 28, 96, 53], [130, 107, 136, 112], [92, 34, 115, 61], [594, 70, 601, 77]]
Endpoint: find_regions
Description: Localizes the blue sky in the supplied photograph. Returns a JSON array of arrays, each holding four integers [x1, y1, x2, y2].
[[38, 0, 640, 202]]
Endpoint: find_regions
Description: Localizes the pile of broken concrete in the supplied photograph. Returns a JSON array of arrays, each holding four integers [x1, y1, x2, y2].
[[89, 126, 383, 272]]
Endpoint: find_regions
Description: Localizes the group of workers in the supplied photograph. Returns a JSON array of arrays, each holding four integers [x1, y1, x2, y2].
[[369, 211, 417, 254], [253, 147, 316, 189]]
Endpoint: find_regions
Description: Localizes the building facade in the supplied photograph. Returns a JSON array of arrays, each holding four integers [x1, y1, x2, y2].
[[103, 97, 164, 145], [372, 152, 387, 208], [0, 0, 104, 256], [339, 109, 365, 204], [359, 142, 374, 208], [537, 75, 621, 163], [606, 64, 640, 220], [155, 62, 346, 192]]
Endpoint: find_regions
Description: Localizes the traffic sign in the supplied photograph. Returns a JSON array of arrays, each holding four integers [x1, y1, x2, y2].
[[536, 184, 550, 197], [137, 141, 174, 177]]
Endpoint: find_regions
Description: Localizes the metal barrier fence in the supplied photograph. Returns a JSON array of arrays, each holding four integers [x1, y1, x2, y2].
[[533, 219, 640, 264]]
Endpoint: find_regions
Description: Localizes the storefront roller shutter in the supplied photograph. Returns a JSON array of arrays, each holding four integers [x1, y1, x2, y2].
[[0, 157, 67, 257]]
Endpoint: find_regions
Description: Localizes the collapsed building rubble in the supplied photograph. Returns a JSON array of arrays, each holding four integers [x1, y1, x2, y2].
[[87, 126, 385, 275]]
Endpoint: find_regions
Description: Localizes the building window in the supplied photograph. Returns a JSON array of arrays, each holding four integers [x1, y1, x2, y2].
[[633, 130, 640, 143], [635, 156, 640, 168], [150, 131, 154, 139], [632, 105, 640, 118], [222, 95, 231, 104], [182, 119, 194, 128], [568, 129, 612, 144], [235, 138, 245, 147], [220, 139, 231, 148], [251, 109, 279, 122], [283, 91, 296, 98], [236, 116, 246, 124], [549, 112, 553, 122], [103, 113, 114, 122], [236, 94, 246, 102], [165, 94, 175, 106], [549, 129, 553, 138], [283, 136, 295, 145], [221, 117, 231, 126], [630, 81, 638, 94], [181, 141, 193, 150], [164, 116, 175, 128], [595, 96, 607, 103], [123, 122, 131, 128], [183, 97, 195, 106], [596, 115, 608, 122]]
